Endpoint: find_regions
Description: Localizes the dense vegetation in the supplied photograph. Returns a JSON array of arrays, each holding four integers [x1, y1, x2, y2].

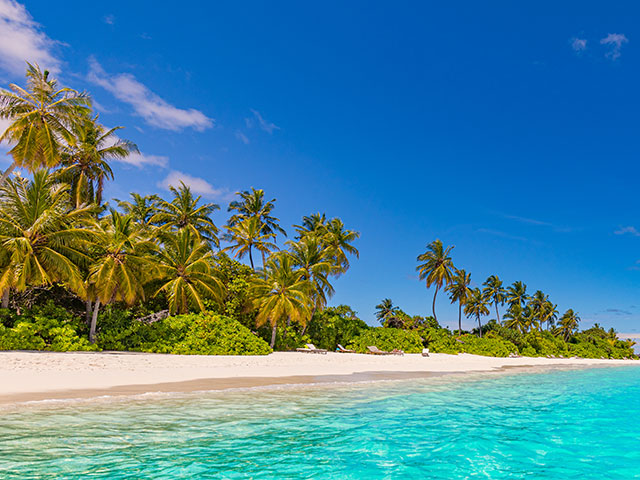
[[0, 65, 636, 360]]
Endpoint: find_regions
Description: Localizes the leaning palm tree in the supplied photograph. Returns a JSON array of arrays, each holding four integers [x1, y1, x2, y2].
[[464, 287, 490, 337], [294, 212, 327, 239], [322, 218, 360, 274], [482, 275, 505, 323], [506, 281, 529, 308], [503, 303, 530, 334], [223, 217, 278, 270], [0, 170, 94, 299], [375, 298, 400, 327], [540, 300, 559, 331], [155, 229, 224, 314], [116, 193, 161, 227], [416, 239, 455, 323], [0, 63, 91, 184], [251, 253, 312, 348], [57, 115, 138, 207], [86, 210, 156, 342], [527, 290, 549, 331], [152, 182, 220, 246], [555, 309, 580, 341], [446, 268, 472, 335]]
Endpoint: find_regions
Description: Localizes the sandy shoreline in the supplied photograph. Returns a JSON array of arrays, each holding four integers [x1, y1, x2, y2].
[[1, 351, 638, 405]]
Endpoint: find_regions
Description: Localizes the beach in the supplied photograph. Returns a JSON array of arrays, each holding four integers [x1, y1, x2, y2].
[[1, 351, 637, 405]]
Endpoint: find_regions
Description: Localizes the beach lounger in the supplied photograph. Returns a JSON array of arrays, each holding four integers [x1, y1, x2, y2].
[[367, 346, 391, 355], [296, 343, 328, 354], [390, 349, 405, 356], [422, 348, 429, 357], [336, 344, 356, 353]]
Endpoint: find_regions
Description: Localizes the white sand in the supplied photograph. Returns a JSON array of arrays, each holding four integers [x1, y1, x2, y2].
[[0, 351, 638, 403]]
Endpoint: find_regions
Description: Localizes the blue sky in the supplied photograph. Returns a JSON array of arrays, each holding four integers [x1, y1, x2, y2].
[[0, 1, 639, 332]]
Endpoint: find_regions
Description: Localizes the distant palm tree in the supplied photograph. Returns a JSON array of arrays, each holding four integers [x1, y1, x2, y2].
[[86, 210, 156, 342], [58, 115, 137, 207], [541, 300, 559, 331], [223, 217, 278, 270], [155, 229, 223, 314], [464, 288, 490, 337], [503, 303, 529, 334], [416, 239, 455, 323], [252, 253, 312, 348], [152, 182, 220, 246], [0, 63, 90, 184], [116, 193, 161, 227], [506, 281, 529, 308], [555, 309, 580, 341], [0, 170, 94, 300], [375, 298, 400, 326], [446, 268, 472, 335], [482, 275, 506, 323], [528, 290, 549, 331]]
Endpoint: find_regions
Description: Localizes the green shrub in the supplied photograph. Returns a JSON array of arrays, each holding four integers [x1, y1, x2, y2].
[[347, 327, 424, 353], [421, 327, 462, 354], [305, 306, 370, 351], [458, 333, 519, 357]]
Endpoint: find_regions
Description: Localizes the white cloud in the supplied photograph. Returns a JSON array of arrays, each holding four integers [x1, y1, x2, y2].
[[87, 57, 214, 131], [117, 152, 168, 168], [158, 170, 226, 197], [245, 109, 280, 134], [0, 117, 12, 156], [601, 33, 628, 60], [103, 14, 115, 25], [0, 0, 61, 75], [614, 226, 640, 236], [571, 37, 587, 52], [235, 130, 250, 144]]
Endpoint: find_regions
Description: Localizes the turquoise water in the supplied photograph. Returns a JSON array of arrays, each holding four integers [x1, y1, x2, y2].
[[1, 367, 640, 479]]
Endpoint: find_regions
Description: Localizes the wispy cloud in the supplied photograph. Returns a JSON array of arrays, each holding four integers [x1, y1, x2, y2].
[[497, 212, 572, 233], [570, 37, 587, 52], [118, 151, 168, 168], [103, 14, 115, 25], [0, 0, 62, 75], [601, 33, 628, 60], [603, 308, 633, 316], [235, 130, 250, 144], [614, 226, 640, 237], [0, 117, 12, 156], [245, 109, 280, 134], [158, 170, 227, 198], [477, 228, 531, 243], [87, 57, 214, 131]]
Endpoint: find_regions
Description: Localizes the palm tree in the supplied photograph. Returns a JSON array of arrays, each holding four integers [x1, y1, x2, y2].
[[152, 182, 220, 246], [446, 269, 472, 335], [86, 210, 156, 342], [155, 229, 224, 314], [416, 239, 455, 323], [528, 290, 549, 331], [541, 300, 559, 331], [286, 236, 334, 326], [223, 217, 278, 270], [506, 281, 529, 308], [503, 303, 529, 334], [57, 115, 138, 207], [251, 253, 312, 348], [375, 298, 400, 327], [116, 193, 161, 227], [482, 275, 505, 323], [0, 170, 94, 300], [0, 63, 90, 184], [464, 287, 490, 337], [322, 218, 360, 274], [294, 212, 327, 238], [555, 309, 580, 341]]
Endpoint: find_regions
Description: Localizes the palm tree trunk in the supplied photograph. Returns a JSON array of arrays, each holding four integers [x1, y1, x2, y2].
[[85, 299, 92, 325], [261, 250, 266, 269], [432, 285, 439, 322], [0, 162, 16, 186], [477, 314, 482, 337], [90, 300, 101, 344], [458, 302, 462, 336], [495, 301, 500, 323], [301, 305, 317, 336], [248, 247, 255, 270], [270, 323, 277, 349], [1, 289, 9, 309]]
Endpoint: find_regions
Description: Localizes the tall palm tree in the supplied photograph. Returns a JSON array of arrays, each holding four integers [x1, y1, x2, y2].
[[86, 210, 156, 342], [152, 182, 220, 246], [506, 281, 529, 308], [251, 253, 312, 348], [482, 275, 505, 323], [0, 170, 94, 299], [541, 300, 559, 331], [286, 236, 335, 326], [57, 115, 138, 207], [155, 229, 224, 314], [503, 303, 529, 334], [116, 193, 161, 227], [375, 298, 400, 326], [416, 239, 455, 323], [446, 268, 472, 335], [223, 217, 278, 270], [464, 287, 490, 337], [555, 309, 580, 341], [294, 212, 327, 238], [322, 218, 360, 274], [528, 290, 549, 331], [0, 63, 90, 184]]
